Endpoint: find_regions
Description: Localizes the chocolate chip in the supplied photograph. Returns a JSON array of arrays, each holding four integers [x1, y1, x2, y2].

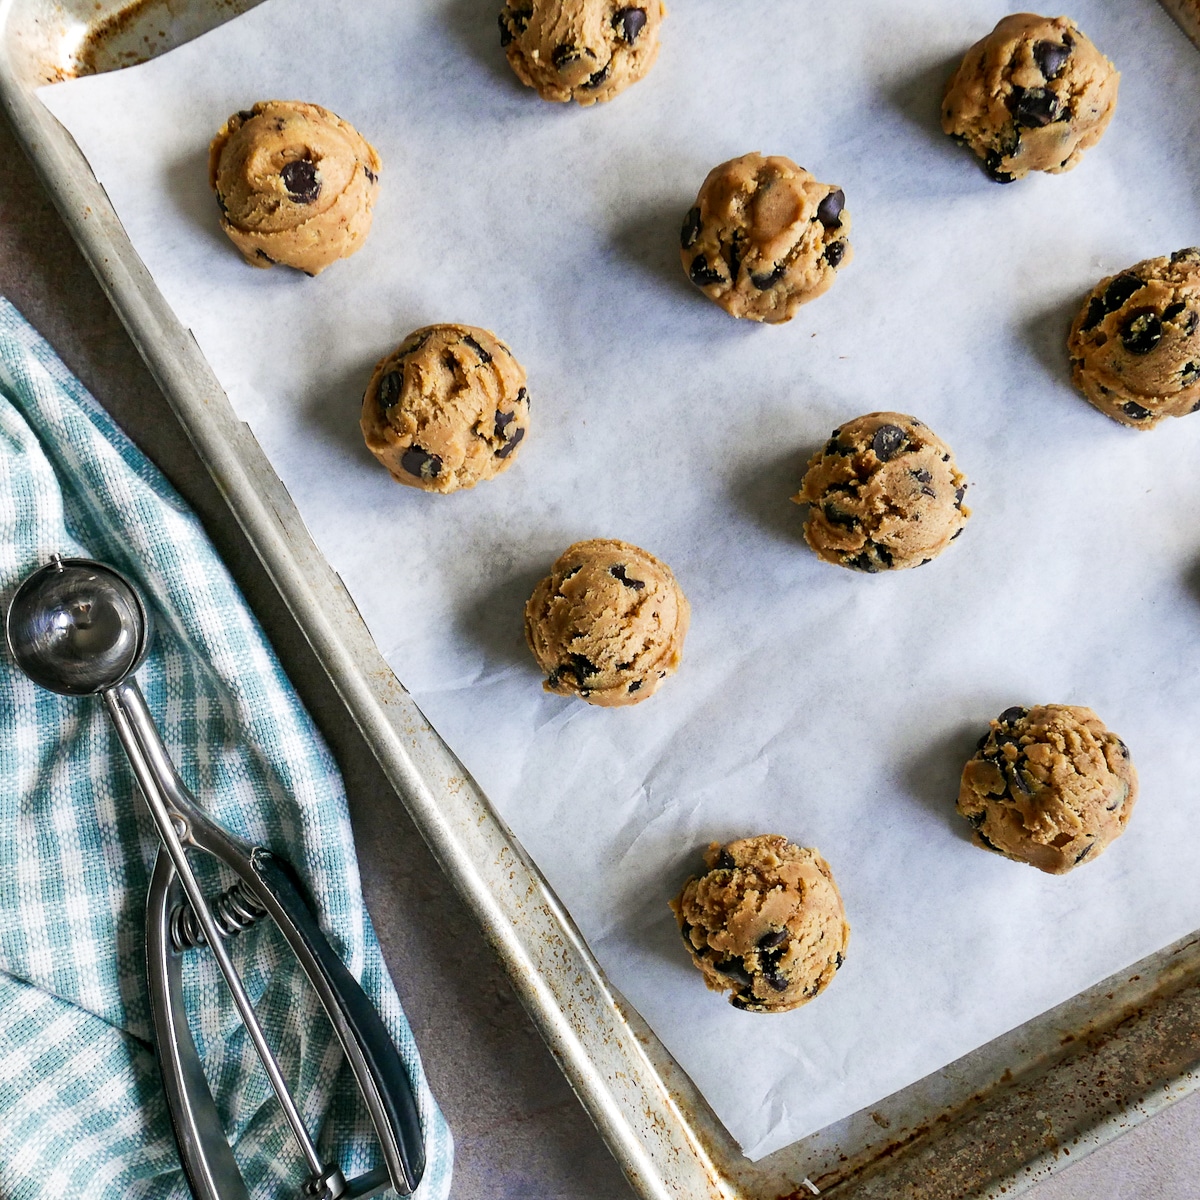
[[680, 206, 701, 250], [679, 920, 692, 943], [758, 928, 789, 950], [1009, 86, 1061, 128], [912, 468, 932, 483], [612, 6, 646, 43], [834, 951, 845, 970], [1163, 301, 1186, 323], [714, 957, 754, 989], [966, 809, 987, 828], [976, 830, 1003, 854], [725, 233, 745, 285], [627, 680, 642, 693], [875, 544, 894, 569], [363, 165, 378, 184], [951, 527, 963, 540], [824, 240, 846, 268], [495, 427, 525, 458], [1007, 763, 1031, 796], [1104, 274, 1146, 312], [610, 564, 645, 589], [750, 262, 786, 290], [998, 706, 1028, 725], [954, 486, 966, 508], [498, 11, 513, 45], [401, 446, 441, 480], [1074, 841, 1095, 864], [463, 334, 492, 364], [562, 565, 582, 581], [281, 158, 320, 203], [823, 502, 859, 529], [763, 971, 790, 992], [1184, 312, 1199, 336], [823, 436, 851, 456], [730, 993, 761, 1011], [1182, 362, 1200, 382], [1080, 296, 1107, 332], [377, 371, 403, 410], [689, 255, 724, 287], [1121, 308, 1163, 355], [584, 62, 611, 89], [1116, 738, 1130, 759], [566, 654, 598, 687], [871, 424, 905, 461], [1121, 401, 1152, 421], [615, 659, 633, 671], [816, 188, 845, 229], [398, 330, 432, 358], [552, 42, 587, 70], [236, 109, 256, 122], [715, 849, 735, 870], [254, 248, 274, 264], [1170, 247, 1200, 264], [1033, 39, 1071, 79], [845, 551, 878, 573], [494, 409, 515, 439], [983, 151, 1016, 184]]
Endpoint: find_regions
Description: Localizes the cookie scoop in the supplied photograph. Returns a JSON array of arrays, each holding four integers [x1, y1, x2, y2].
[[680, 153, 850, 324], [1068, 248, 1200, 429], [209, 100, 380, 275], [671, 835, 850, 1013], [941, 14, 1119, 183], [361, 324, 530, 493], [524, 539, 688, 706], [499, 0, 666, 106], [958, 705, 1137, 874], [793, 412, 969, 572]]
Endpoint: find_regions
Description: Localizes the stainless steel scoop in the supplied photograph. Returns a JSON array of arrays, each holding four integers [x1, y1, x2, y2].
[[6, 556, 425, 1200]]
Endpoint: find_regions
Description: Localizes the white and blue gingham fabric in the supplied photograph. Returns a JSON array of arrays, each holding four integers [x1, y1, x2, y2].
[[0, 297, 453, 1200]]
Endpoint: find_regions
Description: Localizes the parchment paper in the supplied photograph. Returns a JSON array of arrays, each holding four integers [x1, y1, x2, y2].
[[39, 0, 1200, 1160]]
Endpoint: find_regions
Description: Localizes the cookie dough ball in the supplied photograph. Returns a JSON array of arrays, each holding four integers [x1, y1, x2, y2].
[[670, 836, 849, 1013], [361, 324, 529, 492], [524, 539, 688, 706], [958, 705, 1137, 874], [209, 100, 380, 275], [793, 413, 969, 572], [680, 153, 850, 324], [941, 14, 1119, 183], [1068, 249, 1200, 429], [499, 0, 666, 106]]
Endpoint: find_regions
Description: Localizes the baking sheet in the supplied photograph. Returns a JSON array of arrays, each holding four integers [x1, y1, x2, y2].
[[37, 0, 1200, 1161]]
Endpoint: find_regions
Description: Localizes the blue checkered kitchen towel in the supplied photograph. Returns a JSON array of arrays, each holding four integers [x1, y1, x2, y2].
[[0, 297, 453, 1199]]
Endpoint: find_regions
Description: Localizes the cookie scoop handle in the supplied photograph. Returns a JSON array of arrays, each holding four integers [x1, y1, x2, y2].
[[245, 849, 427, 1195]]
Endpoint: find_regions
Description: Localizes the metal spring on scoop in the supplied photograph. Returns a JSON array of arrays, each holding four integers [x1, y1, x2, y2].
[[170, 881, 267, 952]]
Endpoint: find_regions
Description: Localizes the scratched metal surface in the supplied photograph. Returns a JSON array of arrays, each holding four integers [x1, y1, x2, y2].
[[1, 2, 1197, 1197]]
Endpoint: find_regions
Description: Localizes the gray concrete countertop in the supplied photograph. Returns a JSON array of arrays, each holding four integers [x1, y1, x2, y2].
[[2, 106, 1197, 1200]]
